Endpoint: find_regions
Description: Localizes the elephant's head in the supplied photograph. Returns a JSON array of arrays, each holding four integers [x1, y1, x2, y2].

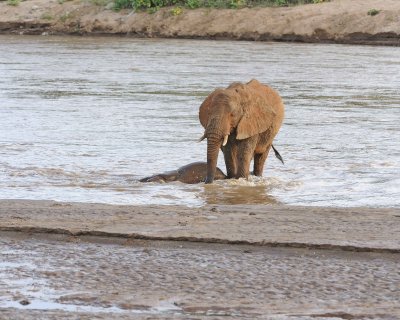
[[199, 80, 279, 183]]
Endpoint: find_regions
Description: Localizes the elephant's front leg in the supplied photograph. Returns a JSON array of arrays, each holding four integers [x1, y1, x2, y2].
[[236, 136, 258, 179], [253, 146, 271, 176], [222, 141, 237, 178]]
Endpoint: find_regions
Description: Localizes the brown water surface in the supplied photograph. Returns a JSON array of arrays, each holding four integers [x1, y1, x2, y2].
[[1, 35, 399, 207]]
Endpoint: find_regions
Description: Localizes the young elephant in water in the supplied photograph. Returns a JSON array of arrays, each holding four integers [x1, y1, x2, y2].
[[140, 162, 227, 184]]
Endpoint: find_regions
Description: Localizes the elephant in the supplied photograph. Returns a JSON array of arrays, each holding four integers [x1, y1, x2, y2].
[[139, 162, 227, 184], [199, 79, 284, 184]]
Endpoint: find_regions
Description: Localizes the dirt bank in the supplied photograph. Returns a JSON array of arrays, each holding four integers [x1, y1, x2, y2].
[[1, 200, 400, 252], [1, 0, 400, 45]]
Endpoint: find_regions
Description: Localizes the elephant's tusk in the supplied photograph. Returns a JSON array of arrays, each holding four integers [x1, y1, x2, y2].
[[222, 135, 229, 146], [198, 134, 206, 142]]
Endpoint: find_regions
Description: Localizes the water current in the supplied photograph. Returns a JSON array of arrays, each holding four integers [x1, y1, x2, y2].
[[1, 35, 399, 207]]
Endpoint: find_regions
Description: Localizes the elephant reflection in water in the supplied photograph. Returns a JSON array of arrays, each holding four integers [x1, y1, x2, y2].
[[199, 183, 279, 205], [199, 79, 284, 184]]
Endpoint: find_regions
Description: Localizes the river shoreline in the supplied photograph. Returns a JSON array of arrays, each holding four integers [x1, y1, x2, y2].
[[1, 199, 399, 251], [1, 0, 400, 46], [1, 199, 400, 318]]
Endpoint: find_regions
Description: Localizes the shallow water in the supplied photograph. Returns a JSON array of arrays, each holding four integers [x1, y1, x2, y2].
[[1, 35, 399, 207]]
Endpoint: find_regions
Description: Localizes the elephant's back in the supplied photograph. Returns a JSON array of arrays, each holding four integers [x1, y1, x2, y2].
[[177, 162, 208, 184], [177, 162, 226, 184], [248, 80, 284, 108]]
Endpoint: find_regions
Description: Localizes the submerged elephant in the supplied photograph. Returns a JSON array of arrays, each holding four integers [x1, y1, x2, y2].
[[199, 79, 285, 183], [140, 162, 226, 184]]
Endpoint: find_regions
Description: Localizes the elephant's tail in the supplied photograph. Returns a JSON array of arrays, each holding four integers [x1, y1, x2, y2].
[[271, 145, 284, 165]]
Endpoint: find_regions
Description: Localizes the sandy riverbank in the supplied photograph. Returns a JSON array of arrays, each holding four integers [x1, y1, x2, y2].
[[1, 199, 400, 251], [1, 231, 399, 319], [1, 0, 400, 45], [1, 200, 400, 318]]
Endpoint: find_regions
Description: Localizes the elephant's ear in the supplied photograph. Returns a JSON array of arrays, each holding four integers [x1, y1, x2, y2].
[[199, 89, 222, 128], [237, 107, 276, 140], [236, 95, 277, 140]]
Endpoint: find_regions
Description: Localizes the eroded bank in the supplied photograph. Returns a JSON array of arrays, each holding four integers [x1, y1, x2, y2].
[[1, 0, 400, 45]]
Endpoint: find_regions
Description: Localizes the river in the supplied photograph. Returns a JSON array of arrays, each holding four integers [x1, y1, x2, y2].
[[1, 35, 399, 207]]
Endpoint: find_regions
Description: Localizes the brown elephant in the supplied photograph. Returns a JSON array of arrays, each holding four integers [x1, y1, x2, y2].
[[199, 79, 284, 184], [139, 162, 226, 184]]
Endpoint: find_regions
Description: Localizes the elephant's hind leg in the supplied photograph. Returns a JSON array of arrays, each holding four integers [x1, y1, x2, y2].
[[253, 146, 271, 177]]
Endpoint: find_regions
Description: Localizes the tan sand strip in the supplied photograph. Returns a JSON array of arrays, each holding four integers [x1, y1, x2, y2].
[[1, 200, 399, 252]]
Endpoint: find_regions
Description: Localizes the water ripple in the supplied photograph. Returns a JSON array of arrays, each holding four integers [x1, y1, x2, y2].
[[1, 35, 399, 207]]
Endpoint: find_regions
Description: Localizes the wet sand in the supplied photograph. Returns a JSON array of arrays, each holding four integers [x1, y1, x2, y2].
[[1, 200, 400, 318]]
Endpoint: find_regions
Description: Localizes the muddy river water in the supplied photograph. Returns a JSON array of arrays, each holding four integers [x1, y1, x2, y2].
[[1, 35, 399, 207]]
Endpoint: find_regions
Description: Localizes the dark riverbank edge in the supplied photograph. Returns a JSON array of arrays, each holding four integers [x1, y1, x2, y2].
[[1, 0, 400, 46], [1, 22, 400, 46]]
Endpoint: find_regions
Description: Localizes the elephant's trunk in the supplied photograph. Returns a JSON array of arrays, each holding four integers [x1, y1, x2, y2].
[[205, 133, 222, 184]]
